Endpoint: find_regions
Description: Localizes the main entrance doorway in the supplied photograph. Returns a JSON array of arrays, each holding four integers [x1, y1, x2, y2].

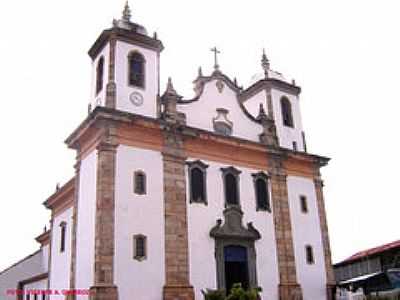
[[224, 245, 249, 292]]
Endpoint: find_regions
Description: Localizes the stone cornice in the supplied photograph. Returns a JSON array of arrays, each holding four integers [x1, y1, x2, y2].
[[43, 177, 75, 215], [240, 78, 301, 102], [35, 230, 51, 247], [88, 27, 164, 60], [66, 107, 330, 170]]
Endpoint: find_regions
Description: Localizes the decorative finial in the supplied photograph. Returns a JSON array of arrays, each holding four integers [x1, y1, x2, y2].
[[165, 77, 177, 95], [261, 48, 270, 78], [234, 77, 238, 86], [153, 32, 158, 40], [122, 1, 132, 22], [44, 225, 47, 232], [198, 66, 203, 77], [210, 47, 221, 70], [56, 183, 60, 191], [257, 103, 268, 122]]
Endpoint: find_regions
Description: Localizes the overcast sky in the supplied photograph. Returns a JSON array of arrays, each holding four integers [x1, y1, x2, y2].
[[0, 0, 399, 272]]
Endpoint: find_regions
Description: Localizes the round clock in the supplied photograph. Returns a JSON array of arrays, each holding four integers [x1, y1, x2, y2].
[[129, 92, 144, 106]]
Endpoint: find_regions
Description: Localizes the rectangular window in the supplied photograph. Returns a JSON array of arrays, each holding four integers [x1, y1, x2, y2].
[[134, 171, 146, 195], [133, 234, 147, 261], [60, 223, 66, 253], [292, 141, 297, 151], [306, 245, 315, 264], [300, 196, 308, 213]]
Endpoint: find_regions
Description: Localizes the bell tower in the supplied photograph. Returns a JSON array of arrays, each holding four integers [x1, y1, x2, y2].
[[88, 2, 163, 118]]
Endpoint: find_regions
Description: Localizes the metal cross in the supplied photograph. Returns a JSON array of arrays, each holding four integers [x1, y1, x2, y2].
[[210, 47, 221, 70]]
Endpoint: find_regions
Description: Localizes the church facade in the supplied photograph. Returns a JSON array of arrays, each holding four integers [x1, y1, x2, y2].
[[0, 4, 335, 300]]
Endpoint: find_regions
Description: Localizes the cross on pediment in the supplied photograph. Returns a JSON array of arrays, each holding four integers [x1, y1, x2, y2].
[[211, 46, 221, 70]]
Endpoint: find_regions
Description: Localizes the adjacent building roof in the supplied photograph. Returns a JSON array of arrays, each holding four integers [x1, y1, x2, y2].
[[337, 240, 400, 265]]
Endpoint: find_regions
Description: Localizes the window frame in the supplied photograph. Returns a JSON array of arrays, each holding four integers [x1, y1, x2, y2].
[[59, 222, 66, 253], [133, 234, 147, 261], [95, 56, 104, 95], [280, 96, 294, 128], [127, 51, 146, 89], [221, 166, 241, 207], [300, 195, 308, 213], [187, 160, 209, 205], [292, 141, 298, 151], [252, 172, 271, 212], [134, 170, 147, 195], [305, 245, 315, 265]]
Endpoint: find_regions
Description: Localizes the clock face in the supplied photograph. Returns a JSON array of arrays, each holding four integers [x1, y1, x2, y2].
[[129, 92, 144, 106]]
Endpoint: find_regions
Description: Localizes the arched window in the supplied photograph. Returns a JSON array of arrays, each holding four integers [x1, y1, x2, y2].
[[134, 171, 146, 195], [59, 222, 66, 253], [128, 52, 145, 88], [221, 167, 241, 206], [281, 97, 294, 127], [306, 245, 315, 264], [133, 234, 147, 261], [252, 172, 270, 211], [187, 160, 208, 204], [95, 57, 104, 94]]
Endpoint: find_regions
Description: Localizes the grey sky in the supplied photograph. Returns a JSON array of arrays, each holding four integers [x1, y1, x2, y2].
[[0, 0, 399, 271]]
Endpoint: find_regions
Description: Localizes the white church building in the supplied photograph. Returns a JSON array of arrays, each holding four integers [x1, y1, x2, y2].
[[0, 3, 336, 300]]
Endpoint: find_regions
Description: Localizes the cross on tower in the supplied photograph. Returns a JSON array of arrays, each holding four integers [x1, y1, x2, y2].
[[210, 47, 221, 70]]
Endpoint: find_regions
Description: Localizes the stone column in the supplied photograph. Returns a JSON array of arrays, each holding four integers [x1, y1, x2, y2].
[[89, 126, 118, 300], [314, 176, 336, 300], [67, 159, 81, 300], [269, 154, 303, 300], [162, 127, 194, 300]]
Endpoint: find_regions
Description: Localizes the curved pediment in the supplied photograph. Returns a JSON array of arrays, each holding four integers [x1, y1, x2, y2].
[[176, 70, 263, 142]]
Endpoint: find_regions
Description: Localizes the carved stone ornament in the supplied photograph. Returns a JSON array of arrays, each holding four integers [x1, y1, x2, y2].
[[216, 79, 225, 93], [212, 108, 233, 136], [210, 206, 261, 241], [210, 206, 261, 290]]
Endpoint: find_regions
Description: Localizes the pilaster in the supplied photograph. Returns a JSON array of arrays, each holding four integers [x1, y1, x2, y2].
[[66, 159, 81, 300], [162, 124, 194, 300], [105, 38, 117, 109], [268, 153, 303, 300], [89, 124, 119, 300], [314, 176, 336, 300]]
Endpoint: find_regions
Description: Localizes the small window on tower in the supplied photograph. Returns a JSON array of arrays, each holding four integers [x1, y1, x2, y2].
[[281, 97, 294, 127], [306, 245, 315, 264], [128, 51, 145, 88], [252, 172, 271, 211], [221, 167, 241, 206], [59, 222, 66, 253], [292, 141, 298, 151], [300, 195, 308, 213], [134, 171, 146, 195], [133, 234, 147, 261], [187, 160, 209, 204], [96, 56, 104, 94]]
